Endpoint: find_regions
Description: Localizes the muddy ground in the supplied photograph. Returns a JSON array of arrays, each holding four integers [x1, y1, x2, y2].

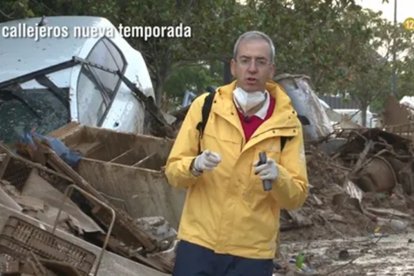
[[276, 148, 414, 275]]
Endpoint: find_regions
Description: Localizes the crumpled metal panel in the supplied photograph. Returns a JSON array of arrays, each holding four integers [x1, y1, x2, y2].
[[275, 74, 333, 141]]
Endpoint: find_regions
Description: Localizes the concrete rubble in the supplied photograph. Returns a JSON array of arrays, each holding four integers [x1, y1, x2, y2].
[[0, 75, 414, 275]]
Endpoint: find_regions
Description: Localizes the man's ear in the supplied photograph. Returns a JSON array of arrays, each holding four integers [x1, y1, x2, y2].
[[269, 63, 275, 79], [230, 58, 237, 78]]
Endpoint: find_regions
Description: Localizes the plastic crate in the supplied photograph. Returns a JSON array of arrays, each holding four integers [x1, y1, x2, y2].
[[0, 216, 96, 276]]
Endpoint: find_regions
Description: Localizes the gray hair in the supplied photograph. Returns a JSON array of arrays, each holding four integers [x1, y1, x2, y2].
[[233, 31, 275, 63]]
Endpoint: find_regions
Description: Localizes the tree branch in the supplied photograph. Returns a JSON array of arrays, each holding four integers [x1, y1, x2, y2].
[[0, 8, 13, 20]]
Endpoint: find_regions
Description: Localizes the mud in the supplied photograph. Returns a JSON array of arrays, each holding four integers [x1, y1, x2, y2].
[[277, 146, 414, 275]]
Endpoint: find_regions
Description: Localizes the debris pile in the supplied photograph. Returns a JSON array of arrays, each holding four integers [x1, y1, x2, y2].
[[1, 73, 414, 275], [0, 124, 179, 275], [278, 128, 414, 274]]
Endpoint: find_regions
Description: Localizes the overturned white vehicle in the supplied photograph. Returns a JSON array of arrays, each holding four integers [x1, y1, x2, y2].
[[0, 16, 156, 143]]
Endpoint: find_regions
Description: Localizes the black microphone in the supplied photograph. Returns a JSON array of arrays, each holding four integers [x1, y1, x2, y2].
[[244, 116, 251, 122], [258, 152, 272, 191]]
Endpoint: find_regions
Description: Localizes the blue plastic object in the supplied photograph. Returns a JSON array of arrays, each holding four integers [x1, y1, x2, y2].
[[19, 131, 82, 167]]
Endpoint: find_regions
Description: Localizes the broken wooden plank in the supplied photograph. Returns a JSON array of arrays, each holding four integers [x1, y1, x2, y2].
[[0, 143, 74, 184], [366, 207, 411, 219]]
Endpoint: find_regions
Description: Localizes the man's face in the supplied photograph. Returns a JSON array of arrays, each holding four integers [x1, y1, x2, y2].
[[230, 39, 275, 92]]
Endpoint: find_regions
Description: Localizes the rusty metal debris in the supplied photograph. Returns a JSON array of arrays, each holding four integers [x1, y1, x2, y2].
[[331, 128, 414, 194]]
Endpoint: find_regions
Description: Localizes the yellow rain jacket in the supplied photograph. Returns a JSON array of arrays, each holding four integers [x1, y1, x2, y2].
[[165, 80, 308, 259]]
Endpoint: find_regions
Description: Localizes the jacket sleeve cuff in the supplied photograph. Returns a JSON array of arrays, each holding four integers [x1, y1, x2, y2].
[[190, 158, 203, 176]]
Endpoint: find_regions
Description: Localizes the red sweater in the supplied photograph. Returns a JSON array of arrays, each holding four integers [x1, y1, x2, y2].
[[236, 96, 276, 142]]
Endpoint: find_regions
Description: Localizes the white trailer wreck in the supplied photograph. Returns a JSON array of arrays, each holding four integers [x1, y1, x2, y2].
[[0, 16, 155, 144]]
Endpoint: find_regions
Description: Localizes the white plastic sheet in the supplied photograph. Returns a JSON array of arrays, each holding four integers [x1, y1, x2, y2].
[[276, 74, 334, 141]]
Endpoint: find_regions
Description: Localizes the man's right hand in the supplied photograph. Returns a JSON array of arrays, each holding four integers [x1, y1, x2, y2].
[[194, 150, 221, 172]]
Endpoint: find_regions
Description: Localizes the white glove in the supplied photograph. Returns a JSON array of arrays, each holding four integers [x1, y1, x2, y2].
[[254, 158, 278, 182], [194, 150, 221, 172]]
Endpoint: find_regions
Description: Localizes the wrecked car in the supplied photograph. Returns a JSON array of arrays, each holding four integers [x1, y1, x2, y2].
[[0, 16, 155, 144]]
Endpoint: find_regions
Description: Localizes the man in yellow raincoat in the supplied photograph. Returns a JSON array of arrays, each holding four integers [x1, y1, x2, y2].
[[165, 30, 308, 276]]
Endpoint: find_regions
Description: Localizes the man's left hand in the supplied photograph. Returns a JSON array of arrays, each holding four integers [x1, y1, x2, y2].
[[254, 158, 278, 182]]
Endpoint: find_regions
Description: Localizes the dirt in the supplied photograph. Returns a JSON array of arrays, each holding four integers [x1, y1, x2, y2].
[[277, 147, 414, 275], [278, 234, 414, 275]]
